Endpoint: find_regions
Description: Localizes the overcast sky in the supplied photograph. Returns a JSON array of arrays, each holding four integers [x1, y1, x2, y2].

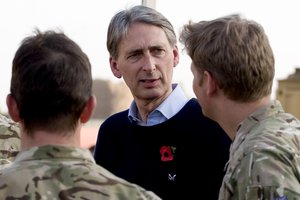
[[1, 0, 300, 113]]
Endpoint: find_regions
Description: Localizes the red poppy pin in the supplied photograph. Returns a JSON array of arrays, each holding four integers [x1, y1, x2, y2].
[[160, 146, 176, 161]]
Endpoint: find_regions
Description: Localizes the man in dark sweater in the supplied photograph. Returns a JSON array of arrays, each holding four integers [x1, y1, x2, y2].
[[94, 5, 232, 200]]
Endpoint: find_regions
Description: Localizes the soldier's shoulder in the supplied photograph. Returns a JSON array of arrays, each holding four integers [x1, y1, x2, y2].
[[0, 114, 20, 135], [0, 114, 21, 169]]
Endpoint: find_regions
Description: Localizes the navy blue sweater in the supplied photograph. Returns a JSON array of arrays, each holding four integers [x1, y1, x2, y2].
[[94, 98, 231, 200]]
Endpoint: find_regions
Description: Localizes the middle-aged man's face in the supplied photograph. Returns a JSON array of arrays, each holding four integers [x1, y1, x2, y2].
[[110, 22, 179, 103]]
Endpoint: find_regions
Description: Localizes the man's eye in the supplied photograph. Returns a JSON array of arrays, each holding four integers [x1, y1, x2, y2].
[[128, 53, 139, 58], [152, 49, 165, 56], [127, 53, 141, 62]]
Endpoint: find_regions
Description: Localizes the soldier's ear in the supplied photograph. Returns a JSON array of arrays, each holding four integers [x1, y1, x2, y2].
[[204, 70, 217, 96], [6, 94, 20, 122], [80, 95, 97, 123]]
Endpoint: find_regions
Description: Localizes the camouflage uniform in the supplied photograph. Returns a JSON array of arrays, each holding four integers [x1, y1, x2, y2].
[[0, 145, 161, 200], [219, 100, 300, 199], [0, 114, 20, 170]]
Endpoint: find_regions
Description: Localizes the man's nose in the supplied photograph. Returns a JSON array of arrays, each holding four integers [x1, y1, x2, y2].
[[142, 52, 156, 72]]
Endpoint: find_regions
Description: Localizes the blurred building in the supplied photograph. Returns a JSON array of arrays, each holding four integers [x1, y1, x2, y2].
[[82, 79, 133, 149], [276, 67, 300, 119], [91, 79, 133, 119]]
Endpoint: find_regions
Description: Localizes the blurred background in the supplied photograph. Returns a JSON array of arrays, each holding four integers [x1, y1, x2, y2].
[[1, 0, 300, 148]]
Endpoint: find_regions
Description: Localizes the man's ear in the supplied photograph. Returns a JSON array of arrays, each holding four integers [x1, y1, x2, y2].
[[6, 94, 20, 122], [80, 95, 97, 123], [204, 71, 217, 96], [173, 45, 180, 67], [109, 57, 122, 79]]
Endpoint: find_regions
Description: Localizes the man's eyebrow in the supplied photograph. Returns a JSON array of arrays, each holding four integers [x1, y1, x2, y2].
[[149, 45, 164, 49], [125, 45, 164, 54], [126, 48, 143, 55]]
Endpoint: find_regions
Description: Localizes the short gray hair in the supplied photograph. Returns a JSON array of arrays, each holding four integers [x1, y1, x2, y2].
[[107, 5, 177, 59]]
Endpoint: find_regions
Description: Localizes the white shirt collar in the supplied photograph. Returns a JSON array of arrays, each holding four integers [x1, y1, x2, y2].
[[128, 83, 188, 126]]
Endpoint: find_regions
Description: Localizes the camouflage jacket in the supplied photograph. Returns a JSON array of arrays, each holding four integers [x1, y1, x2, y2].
[[219, 100, 300, 200], [0, 114, 20, 170], [0, 145, 161, 200]]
